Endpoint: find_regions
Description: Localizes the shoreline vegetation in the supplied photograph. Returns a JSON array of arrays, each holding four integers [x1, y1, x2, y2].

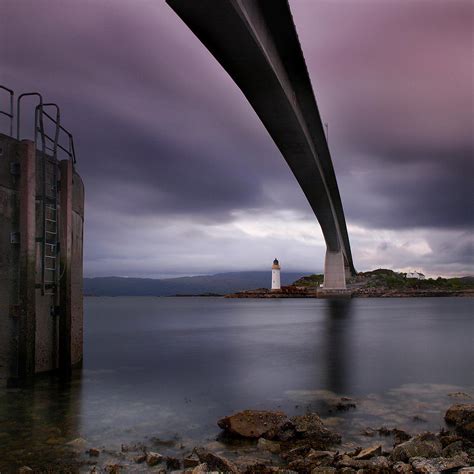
[[225, 269, 474, 299]]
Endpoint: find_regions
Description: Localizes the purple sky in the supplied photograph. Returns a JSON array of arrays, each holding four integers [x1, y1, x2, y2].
[[1, 0, 473, 277]]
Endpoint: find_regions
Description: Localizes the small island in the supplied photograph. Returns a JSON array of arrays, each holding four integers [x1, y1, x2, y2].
[[225, 269, 474, 298]]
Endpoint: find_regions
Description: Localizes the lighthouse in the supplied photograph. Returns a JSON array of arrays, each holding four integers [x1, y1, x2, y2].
[[271, 258, 281, 290]]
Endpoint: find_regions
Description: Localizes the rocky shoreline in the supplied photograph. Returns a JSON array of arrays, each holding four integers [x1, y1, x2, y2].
[[225, 287, 474, 298], [14, 402, 473, 473]]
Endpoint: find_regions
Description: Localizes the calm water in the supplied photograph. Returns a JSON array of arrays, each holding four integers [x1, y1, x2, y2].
[[0, 297, 473, 470]]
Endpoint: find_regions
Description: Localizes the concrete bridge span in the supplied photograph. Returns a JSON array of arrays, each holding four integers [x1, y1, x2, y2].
[[167, 0, 356, 289]]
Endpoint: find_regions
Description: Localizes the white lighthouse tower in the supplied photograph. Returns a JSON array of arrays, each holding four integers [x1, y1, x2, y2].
[[271, 258, 281, 290]]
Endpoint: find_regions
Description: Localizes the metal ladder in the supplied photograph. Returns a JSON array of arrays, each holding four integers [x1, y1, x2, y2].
[[42, 159, 60, 296]]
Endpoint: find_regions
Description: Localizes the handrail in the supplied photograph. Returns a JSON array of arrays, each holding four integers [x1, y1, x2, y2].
[[17, 92, 44, 141], [0, 85, 14, 136], [14, 90, 76, 164]]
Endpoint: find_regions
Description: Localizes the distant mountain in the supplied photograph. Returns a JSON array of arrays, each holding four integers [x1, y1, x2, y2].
[[83, 271, 309, 297]]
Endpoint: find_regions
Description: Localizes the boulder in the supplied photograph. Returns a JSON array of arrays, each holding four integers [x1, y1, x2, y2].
[[445, 404, 474, 439], [354, 444, 382, 460], [311, 468, 336, 474], [391, 433, 442, 462], [88, 448, 100, 457], [165, 456, 181, 469], [410, 454, 468, 472], [18, 468, 33, 474], [194, 447, 239, 473], [218, 410, 292, 440], [291, 413, 341, 446]]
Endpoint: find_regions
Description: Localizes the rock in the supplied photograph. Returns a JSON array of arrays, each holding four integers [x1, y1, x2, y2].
[[391, 433, 442, 462], [338, 454, 390, 470], [448, 392, 472, 399], [257, 437, 281, 453], [104, 464, 121, 474], [410, 454, 468, 472], [311, 468, 336, 473], [377, 426, 411, 445], [445, 404, 474, 439], [442, 440, 464, 457], [133, 453, 147, 464], [195, 447, 239, 473], [18, 468, 33, 474], [458, 468, 474, 472], [146, 451, 164, 466], [291, 413, 341, 446], [183, 454, 201, 468], [392, 461, 413, 473], [88, 447, 100, 457], [65, 437, 88, 451], [165, 456, 181, 470], [327, 397, 357, 412], [218, 410, 292, 440], [190, 463, 209, 473], [306, 449, 336, 464], [354, 444, 382, 460]]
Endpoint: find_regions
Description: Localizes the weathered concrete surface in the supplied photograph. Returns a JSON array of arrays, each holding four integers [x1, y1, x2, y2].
[[0, 133, 20, 385], [71, 170, 84, 367], [167, 0, 355, 288], [0, 132, 84, 384]]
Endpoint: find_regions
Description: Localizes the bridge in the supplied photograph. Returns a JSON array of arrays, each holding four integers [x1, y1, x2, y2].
[[167, 0, 356, 290]]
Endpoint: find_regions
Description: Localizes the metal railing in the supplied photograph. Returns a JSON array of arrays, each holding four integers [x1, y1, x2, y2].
[[3, 86, 79, 296], [0, 85, 14, 136]]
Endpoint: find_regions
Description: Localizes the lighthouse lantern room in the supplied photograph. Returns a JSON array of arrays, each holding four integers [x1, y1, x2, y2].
[[271, 258, 281, 290]]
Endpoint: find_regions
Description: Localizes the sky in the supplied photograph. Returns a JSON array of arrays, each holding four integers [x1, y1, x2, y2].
[[1, 0, 473, 278]]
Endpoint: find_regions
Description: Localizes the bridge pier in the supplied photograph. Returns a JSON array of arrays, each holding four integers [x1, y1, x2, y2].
[[323, 249, 346, 289]]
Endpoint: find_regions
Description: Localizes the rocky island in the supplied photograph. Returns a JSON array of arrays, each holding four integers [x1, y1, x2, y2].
[[225, 269, 474, 299]]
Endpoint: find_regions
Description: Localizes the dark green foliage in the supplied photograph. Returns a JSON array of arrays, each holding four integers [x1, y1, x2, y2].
[[292, 274, 324, 287]]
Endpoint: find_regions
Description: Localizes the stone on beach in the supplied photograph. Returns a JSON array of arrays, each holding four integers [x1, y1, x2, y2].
[[146, 451, 164, 466], [391, 433, 442, 462], [217, 410, 292, 440], [445, 404, 474, 439], [291, 413, 342, 446], [194, 447, 239, 473], [410, 454, 468, 472], [353, 444, 382, 460], [258, 437, 281, 453]]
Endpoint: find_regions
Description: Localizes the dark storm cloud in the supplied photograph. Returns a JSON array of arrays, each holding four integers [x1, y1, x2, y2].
[[1, 0, 472, 275]]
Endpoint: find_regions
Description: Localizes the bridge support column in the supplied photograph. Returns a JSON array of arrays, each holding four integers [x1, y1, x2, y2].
[[318, 249, 352, 298]]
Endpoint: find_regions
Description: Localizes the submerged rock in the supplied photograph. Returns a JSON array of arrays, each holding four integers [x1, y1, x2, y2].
[[391, 433, 442, 462], [218, 410, 291, 440]]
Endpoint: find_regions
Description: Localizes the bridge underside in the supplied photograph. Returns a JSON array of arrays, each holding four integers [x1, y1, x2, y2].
[[167, 0, 356, 288]]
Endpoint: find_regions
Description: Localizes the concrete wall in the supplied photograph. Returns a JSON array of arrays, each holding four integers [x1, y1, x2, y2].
[[0, 134, 20, 384], [0, 132, 84, 385]]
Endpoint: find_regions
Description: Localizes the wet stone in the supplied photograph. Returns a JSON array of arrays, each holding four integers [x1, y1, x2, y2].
[[133, 453, 147, 464], [391, 433, 442, 462], [88, 448, 100, 457], [194, 447, 239, 473], [218, 410, 291, 440], [257, 437, 281, 453], [410, 454, 468, 472], [354, 444, 382, 460], [146, 451, 164, 466]]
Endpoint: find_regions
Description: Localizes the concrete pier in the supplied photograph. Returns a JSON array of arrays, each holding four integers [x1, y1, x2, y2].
[[0, 130, 84, 385]]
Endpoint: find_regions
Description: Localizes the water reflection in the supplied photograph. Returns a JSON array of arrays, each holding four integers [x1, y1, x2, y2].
[[323, 299, 353, 394], [0, 373, 83, 472]]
